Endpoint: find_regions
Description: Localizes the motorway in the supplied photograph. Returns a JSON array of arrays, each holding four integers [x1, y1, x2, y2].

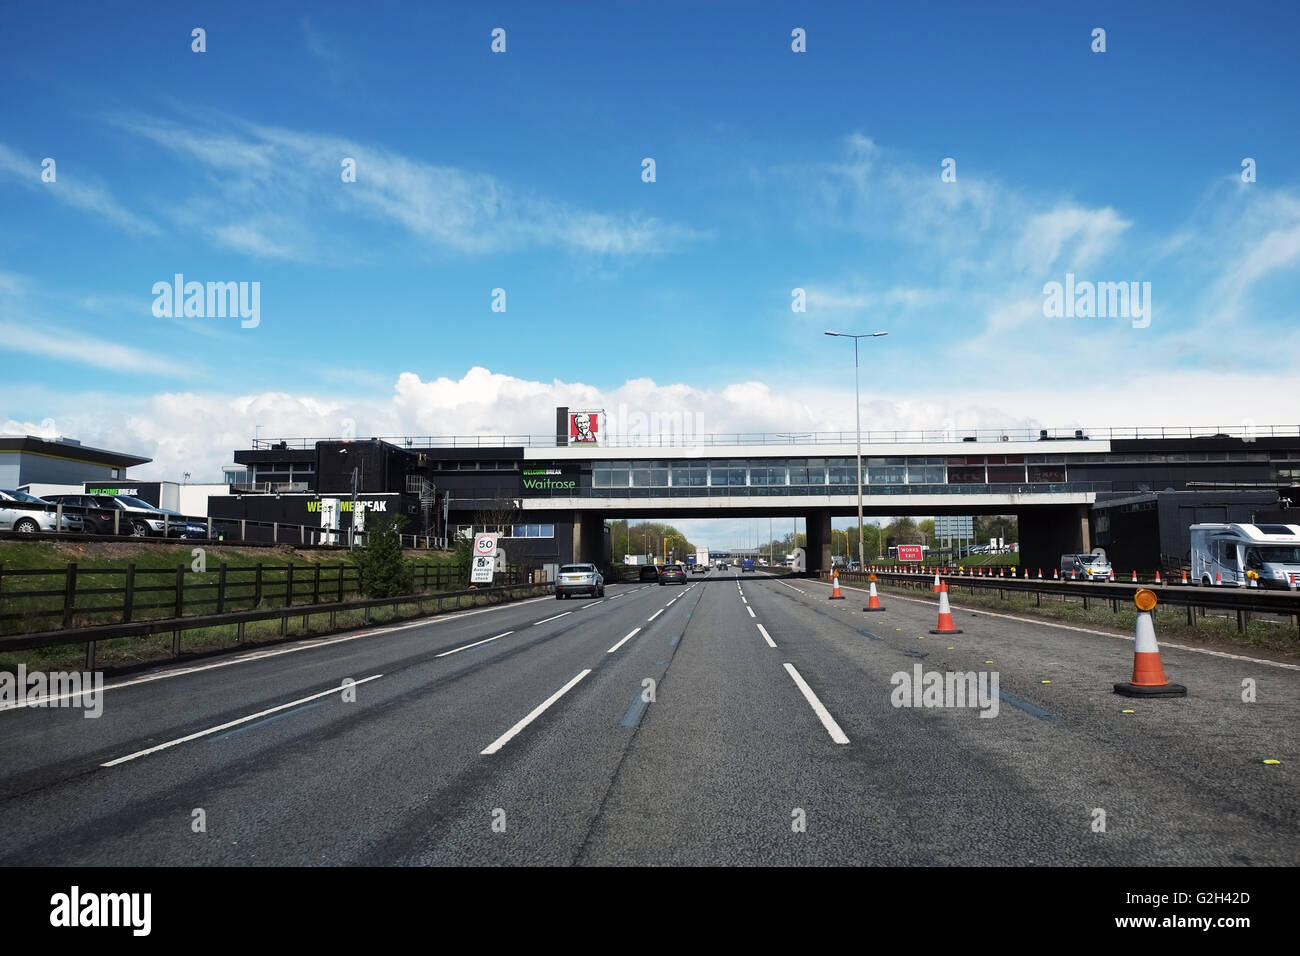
[[0, 569, 1296, 866]]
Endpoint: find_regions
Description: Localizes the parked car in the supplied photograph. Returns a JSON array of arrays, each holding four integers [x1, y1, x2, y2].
[[556, 563, 604, 599], [155, 508, 209, 538], [43, 494, 131, 535], [0, 489, 85, 533], [658, 565, 687, 585]]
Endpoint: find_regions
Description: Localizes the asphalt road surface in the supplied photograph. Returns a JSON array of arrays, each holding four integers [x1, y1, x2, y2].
[[1, 569, 1295, 866]]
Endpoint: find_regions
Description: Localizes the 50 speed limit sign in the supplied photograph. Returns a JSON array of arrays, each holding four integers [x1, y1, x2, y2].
[[472, 534, 498, 584]]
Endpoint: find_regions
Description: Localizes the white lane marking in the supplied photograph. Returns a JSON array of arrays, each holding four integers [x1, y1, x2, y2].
[[741, 597, 748, 604], [746, 606, 756, 618], [783, 663, 849, 744], [774, 579, 807, 595], [756, 623, 776, 647], [3, 593, 556, 712], [648, 609, 664, 622], [581, 600, 605, 609], [102, 675, 384, 767], [436, 631, 515, 658], [607, 627, 641, 654], [481, 670, 591, 755], [608, 593, 625, 599], [820, 581, 1300, 672], [533, 611, 572, 626]]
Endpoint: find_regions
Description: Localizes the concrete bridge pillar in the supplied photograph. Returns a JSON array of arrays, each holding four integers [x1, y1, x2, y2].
[[1017, 504, 1092, 572], [805, 511, 832, 573]]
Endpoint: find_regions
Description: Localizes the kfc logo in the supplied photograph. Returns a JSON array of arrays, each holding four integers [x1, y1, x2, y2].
[[569, 411, 601, 444]]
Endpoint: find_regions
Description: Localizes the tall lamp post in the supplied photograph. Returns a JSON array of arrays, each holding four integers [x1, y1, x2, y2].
[[824, 329, 888, 572]]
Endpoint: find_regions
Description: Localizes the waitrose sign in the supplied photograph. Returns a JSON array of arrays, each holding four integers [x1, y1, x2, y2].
[[522, 468, 576, 491]]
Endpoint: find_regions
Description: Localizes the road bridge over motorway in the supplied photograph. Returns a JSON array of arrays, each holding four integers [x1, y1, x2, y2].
[[230, 421, 1300, 576]]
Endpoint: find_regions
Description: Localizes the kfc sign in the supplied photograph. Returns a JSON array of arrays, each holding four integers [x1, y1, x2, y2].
[[896, 544, 924, 562], [569, 410, 604, 445]]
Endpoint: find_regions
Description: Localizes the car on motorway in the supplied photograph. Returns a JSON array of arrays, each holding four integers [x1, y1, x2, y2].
[[1060, 552, 1112, 581], [638, 564, 661, 582], [556, 563, 604, 599], [658, 564, 687, 585], [0, 489, 85, 534], [742, 559, 755, 572]]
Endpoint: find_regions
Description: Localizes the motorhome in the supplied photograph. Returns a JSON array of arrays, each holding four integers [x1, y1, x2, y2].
[[1189, 523, 1300, 589]]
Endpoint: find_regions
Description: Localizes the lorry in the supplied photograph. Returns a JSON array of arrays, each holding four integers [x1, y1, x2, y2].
[[696, 548, 709, 569], [1189, 523, 1300, 589]]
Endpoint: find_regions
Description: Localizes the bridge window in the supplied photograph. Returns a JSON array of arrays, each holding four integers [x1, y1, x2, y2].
[[907, 464, 944, 483], [988, 464, 1027, 482], [827, 458, 855, 485], [948, 463, 986, 483], [1028, 465, 1066, 482], [749, 461, 787, 485], [710, 462, 747, 486], [593, 462, 631, 488]]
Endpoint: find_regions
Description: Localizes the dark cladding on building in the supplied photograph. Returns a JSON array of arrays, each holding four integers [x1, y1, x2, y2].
[[218, 410, 1300, 574]]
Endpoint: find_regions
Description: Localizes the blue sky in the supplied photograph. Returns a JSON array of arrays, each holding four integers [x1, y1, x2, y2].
[[2, 1, 1299, 491]]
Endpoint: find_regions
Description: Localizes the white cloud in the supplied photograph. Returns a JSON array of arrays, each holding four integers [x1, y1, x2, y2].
[[0, 320, 171, 374], [0, 142, 159, 235]]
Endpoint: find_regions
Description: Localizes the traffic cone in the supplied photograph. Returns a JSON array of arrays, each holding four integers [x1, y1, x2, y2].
[[1109, 569, 1116, 582], [1038, 569, 1044, 579], [1023, 569, 1029, 579], [1131, 570, 1138, 583], [1071, 569, 1077, 580], [829, 573, 845, 600], [1180, 570, 1188, 586], [1154, 570, 1162, 585], [1215, 572, 1222, 586], [1053, 568, 1059, 580], [1114, 592, 1186, 698], [929, 582, 962, 634], [863, 581, 885, 612], [933, 571, 941, 593]]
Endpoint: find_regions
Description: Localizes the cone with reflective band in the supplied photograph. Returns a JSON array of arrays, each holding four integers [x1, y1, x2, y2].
[[863, 581, 885, 612], [929, 582, 963, 634], [1114, 609, 1186, 698], [933, 571, 941, 593], [1131, 569, 1138, 583], [1109, 569, 1116, 582], [1038, 568, 1044, 579], [1071, 569, 1076, 580], [1180, 570, 1189, 585], [1215, 572, 1222, 586], [829, 572, 845, 599], [1154, 570, 1162, 585], [1053, 568, 1059, 580]]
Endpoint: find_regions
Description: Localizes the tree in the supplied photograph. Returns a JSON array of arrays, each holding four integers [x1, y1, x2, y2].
[[356, 514, 414, 597]]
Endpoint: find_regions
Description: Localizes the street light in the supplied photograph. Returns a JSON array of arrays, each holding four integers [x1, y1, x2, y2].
[[824, 330, 888, 572]]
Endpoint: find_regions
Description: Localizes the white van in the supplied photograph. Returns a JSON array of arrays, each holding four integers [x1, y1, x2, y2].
[[1189, 523, 1300, 589]]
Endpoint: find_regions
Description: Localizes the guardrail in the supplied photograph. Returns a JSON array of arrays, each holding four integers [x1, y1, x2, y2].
[[824, 568, 1300, 636], [250, 424, 1300, 450], [0, 559, 528, 637], [0, 580, 554, 669]]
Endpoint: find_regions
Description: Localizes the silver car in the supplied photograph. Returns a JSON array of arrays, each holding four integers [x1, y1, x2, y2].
[[0, 489, 86, 533], [555, 563, 604, 599]]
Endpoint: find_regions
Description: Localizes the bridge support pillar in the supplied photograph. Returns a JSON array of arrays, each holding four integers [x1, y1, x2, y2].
[[805, 511, 832, 573], [571, 511, 606, 565], [1018, 504, 1092, 572]]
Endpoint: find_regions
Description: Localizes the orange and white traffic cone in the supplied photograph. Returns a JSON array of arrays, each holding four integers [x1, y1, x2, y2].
[[929, 582, 962, 634], [1023, 569, 1029, 579], [1071, 569, 1077, 580], [1215, 572, 1222, 586], [933, 571, 941, 593], [1109, 569, 1116, 582], [1114, 590, 1186, 698], [829, 572, 845, 600], [1053, 568, 1059, 580], [1180, 570, 1189, 585], [1154, 570, 1162, 585], [1038, 568, 1044, 579], [863, 580, 885, 612], [1131, 569, 1138, 583]]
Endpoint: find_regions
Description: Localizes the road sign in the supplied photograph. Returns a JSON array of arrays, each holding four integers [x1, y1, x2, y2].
[[897, 544, 924, 562], [934, 516, 973, 538], [471, 554, 495, 584], [472, 533, 498, 584]]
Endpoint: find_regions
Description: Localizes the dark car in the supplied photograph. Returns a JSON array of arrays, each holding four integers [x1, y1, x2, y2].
[[155, 508, 209, 538], [43, 494, 133, 535], [638, 564, 661, 582], [658, 565, 687, 585]]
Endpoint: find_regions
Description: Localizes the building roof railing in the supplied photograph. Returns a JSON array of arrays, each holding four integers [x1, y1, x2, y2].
[[248, 424, 1300, 451]]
